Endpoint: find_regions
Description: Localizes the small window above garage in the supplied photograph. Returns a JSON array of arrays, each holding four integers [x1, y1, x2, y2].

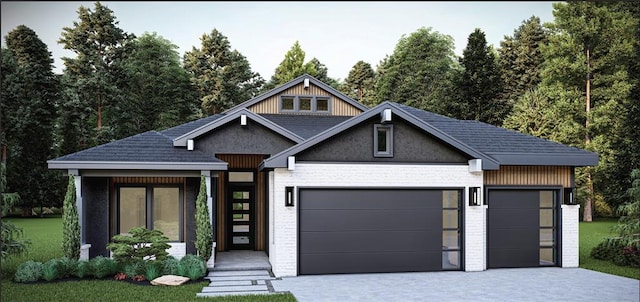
[[374, 124, 393, 157], [279, 95, 331, 113]]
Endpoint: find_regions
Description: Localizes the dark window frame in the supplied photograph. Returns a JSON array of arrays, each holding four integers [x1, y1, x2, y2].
[[279, 95, 332, 113], [373, 124, 394, 157], [442, 190, 462, 270], [116, 184, 184, 242]]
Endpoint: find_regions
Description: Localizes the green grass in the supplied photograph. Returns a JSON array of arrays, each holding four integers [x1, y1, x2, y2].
[[1, 216, 64, 276], [579, 218, 640, 280], [1, 217, 296, 301], [4, 216, 638, 301]]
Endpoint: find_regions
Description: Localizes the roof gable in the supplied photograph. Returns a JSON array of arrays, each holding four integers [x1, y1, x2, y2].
[[224, 74, 368, 115], [173, 109, 304, 147], [263, 102, 499, 169]]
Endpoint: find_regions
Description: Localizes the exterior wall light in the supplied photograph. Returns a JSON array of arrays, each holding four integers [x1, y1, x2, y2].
[[285, 186, 294, 207], [564, 188, 575, 205], [469, 187, 481, 206]]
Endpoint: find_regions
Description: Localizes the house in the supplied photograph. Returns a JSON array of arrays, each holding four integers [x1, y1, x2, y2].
[[48, 74, 598, 277]]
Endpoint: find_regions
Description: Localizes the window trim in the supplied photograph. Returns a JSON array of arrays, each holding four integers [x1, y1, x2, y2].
[[373, 124, 393, 157], [279, 95, 332, 114], [116, 184, 184, 242]]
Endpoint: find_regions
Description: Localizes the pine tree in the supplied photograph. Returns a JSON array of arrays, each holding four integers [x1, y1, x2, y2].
[[58, 1, 133, 148], [195, 175, 213, 261], [542, 2, 637, 220], [267, 41, 317, 87], [458, 28, 504, 125], [2, 25, 60, 214], [183, 29, 263, 115], [62, 174, 80, 260], [498, 16, 549, 117], [341, 60, 376, 107], [374, 27, 459, 115]]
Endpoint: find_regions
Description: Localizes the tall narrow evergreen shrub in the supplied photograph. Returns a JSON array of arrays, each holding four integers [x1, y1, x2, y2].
[[62, 174, 80, 260], [195, 175, 213, 261]]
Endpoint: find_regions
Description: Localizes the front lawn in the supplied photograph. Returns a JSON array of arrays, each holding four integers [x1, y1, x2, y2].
[[579, 218, 640, 280], [0, 217, 296, 302]]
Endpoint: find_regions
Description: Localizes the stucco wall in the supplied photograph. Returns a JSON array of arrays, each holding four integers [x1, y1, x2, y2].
[[297, 117, 469, 163], [269, 163, 483, 277], [196, 117, 295, 156]]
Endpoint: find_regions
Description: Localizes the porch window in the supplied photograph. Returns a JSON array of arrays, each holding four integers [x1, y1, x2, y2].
[[117, 185, 182, 241]]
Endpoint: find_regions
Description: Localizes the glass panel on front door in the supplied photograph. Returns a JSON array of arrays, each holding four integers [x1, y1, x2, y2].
[[228, 188, 253, 249]]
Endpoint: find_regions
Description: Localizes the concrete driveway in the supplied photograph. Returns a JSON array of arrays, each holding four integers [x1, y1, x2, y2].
[[270, 268, 639, 302]]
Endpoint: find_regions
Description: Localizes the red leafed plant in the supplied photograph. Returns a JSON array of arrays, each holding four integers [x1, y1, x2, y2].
[[114, 273, 127, 281], [132, 275, 146, 282]]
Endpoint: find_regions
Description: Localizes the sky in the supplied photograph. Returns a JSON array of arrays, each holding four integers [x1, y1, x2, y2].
[[1, 1, 557, 80]]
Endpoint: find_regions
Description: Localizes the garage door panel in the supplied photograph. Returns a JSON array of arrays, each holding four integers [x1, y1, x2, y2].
[[300, 209, 441, 232], [488, 189, 556, 269], [299, 189, 442, 210], [489, 248, 539, 268], [488, 208, 539, 228], [488, 229, 539, 248], [300, 251, 443, 275], [300, 230, 442, 253], [299, 188, 455, 275], [488, 191, 539, 208]]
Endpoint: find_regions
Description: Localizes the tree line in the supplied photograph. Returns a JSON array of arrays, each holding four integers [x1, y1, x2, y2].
[[1, 1, 638, 221]]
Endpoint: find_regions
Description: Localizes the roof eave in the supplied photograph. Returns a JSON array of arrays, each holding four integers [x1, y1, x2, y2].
[[488, 152, 599, 167], [47, 160, 228, 171]]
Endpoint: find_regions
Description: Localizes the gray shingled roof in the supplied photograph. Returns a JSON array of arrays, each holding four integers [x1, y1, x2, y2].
[[263, 102, 599, 169], [48, 131, 226, 170], [260, 114, 352, 139], [161, 114, 224, 139], [393, 103, 597, 161]]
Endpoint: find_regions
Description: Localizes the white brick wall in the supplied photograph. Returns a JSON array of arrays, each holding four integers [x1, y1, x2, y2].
[[561, 204, 580, 267], [269, 163, 483, 277], [166, 242, 186, 259], [465, 205, 486, 271]]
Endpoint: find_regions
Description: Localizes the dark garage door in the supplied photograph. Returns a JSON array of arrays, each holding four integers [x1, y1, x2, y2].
[[299, 188, 461, 275], [488, 189, 557, 268]]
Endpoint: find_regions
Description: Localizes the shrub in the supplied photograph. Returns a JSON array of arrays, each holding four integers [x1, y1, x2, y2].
[[106, 227, 170, 264], [592, 238, 640, 268], [57, 257, 79, 278], [14, 260, 43, 283], [163, 256, 179, 275], [178, 254, 206, 280], [195, 175, 213, 261], [42, 259, 60, 281], [591, 238, 623, 261], [62, 174, 81, 260], [74, 260, 90, 278], [144, 260, 163, 281], [123, 260, 146, 277], [89, 256, 117, 278]]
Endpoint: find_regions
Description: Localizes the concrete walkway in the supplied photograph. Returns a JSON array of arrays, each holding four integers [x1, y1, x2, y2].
[[197, 251, 280, 297], [270, 268, 639, 302]]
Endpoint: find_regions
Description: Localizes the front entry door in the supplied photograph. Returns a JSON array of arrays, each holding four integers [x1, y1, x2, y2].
[[227, 184, 255, 250]]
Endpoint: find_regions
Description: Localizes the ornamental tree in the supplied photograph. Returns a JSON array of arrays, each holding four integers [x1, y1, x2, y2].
[[62, 174, 80, 260], [195, 175, 213, 261]]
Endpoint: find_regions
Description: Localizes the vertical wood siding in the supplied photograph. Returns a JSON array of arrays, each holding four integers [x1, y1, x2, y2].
[[484, 166, 572, 187], [111, 177, 184, 184], [247, 82, 363, 116], [216, 154, 268, 251]]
